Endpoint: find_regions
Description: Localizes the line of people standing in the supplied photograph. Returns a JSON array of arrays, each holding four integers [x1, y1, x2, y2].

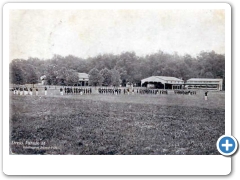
[[11, 87, 38, 96], [98, 88, 121, 95], [64, 87, 92, 95], [174, 90, 197, 95], [97, 88, 168, 95]]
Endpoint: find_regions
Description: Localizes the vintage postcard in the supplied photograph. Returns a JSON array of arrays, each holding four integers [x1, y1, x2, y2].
[[3, 2, 232, 175]]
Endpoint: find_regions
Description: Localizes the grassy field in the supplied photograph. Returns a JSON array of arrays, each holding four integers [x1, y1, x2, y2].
[[10, 91, 225, 155]]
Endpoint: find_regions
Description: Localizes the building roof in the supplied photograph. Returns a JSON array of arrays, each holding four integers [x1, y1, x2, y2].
[[155, 76, 183, 81], [141, 76, 184, 84], [187, 78, 223, 82], [78, 73, 89, 79], [40, 75, 46, 80]]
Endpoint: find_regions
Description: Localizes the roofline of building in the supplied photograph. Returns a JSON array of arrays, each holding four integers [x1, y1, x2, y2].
[[142, 76, 184, 82], [187, 78, 223, 81]]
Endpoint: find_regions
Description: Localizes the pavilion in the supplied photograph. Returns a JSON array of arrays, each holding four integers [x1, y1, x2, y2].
[[185, 78, 223, 90], [141, 76, 184, 89]]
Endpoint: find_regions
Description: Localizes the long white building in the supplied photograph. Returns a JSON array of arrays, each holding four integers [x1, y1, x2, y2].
[[185, 78, 223, 90]]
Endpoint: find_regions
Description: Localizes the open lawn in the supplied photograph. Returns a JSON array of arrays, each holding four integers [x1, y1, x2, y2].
[[10, 91, 225, 155]]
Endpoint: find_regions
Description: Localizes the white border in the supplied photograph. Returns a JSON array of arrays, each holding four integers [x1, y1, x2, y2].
[[3, 3, 231, 175]]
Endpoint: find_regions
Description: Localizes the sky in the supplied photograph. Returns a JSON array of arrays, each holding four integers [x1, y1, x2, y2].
[[9, 9, 225, 61]]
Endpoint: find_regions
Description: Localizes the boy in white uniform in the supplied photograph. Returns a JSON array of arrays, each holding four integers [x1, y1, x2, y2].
[[205, 91, 208, 100], [60, 87, 63, 95], [20, 88, 23, 95], [44, 87, 47, 95]]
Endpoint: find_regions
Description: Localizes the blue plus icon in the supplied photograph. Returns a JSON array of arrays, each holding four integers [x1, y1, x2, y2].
[[217, 135, 238, 156]]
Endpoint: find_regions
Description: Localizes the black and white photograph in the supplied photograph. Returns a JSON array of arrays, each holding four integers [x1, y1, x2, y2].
[[9, 5, 226, 155]]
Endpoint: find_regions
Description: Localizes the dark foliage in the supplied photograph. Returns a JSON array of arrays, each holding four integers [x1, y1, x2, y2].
[[9, 50, 225, 88]]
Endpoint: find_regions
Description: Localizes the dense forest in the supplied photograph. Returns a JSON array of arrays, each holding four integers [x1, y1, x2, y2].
[[9, 50, 225, 89]]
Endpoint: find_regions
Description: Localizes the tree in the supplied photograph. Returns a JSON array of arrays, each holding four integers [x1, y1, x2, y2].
[[44, 65, 58, 85], [56, 67, 68, 85], [26, 65, 38, 87], [88, 68, 103, 86], [116, 67, 128, 86], [65, 69, 79, 85], [10, 60, 24, 85], [204, 72, 214, 78], [9, 50, 225, 89], [100, 68, 112, 86], [111, 69, 121, 87]]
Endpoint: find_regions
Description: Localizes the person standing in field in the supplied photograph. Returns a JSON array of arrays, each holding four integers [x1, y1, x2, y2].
[[44, 87, 47, 95], [36, 88, 38, 96], [12, 87, 16, 95], [60, 87, 63, 95], [29, 87, 33, 96], [20, 87, 23, 95], [24, 87, 27, 95], [15, 87, 18, 95], [26, 87, 29, 95], [205, 91, 208, 100]]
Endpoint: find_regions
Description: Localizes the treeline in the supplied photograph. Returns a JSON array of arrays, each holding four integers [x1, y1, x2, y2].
[[10, 50, 225, 88]]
